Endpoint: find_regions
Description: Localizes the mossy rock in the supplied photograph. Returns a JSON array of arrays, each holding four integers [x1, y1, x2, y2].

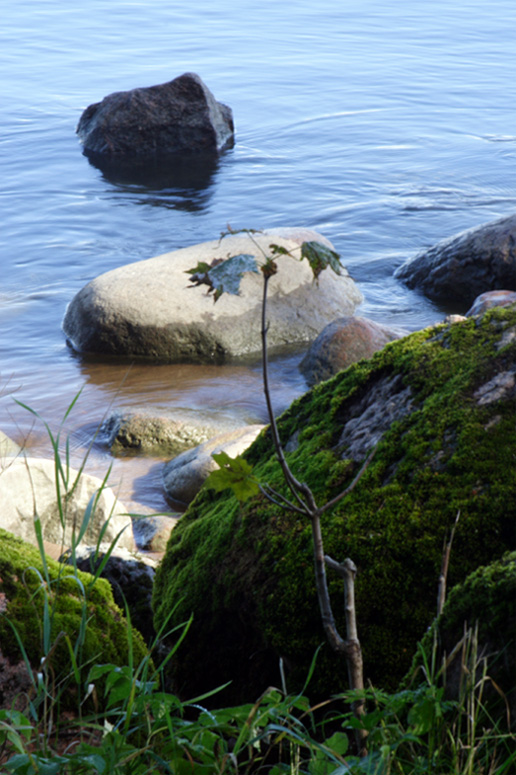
[[406, 551, 516, 731], [153, 307, 516, 704], [0, 529, 149, 703]]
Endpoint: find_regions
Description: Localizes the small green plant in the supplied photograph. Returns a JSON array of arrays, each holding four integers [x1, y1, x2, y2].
[[188, 228, 373, 754]]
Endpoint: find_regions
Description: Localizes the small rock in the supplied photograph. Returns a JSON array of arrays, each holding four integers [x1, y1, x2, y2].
[[77, 72, 234, 159], [102, 411, 231, 456], [65, 546, 157, 646], [299, 316, 402, 386], [163, 424, 265, 507], [132, 514, 178, 552], [466, 290, 516, 317]]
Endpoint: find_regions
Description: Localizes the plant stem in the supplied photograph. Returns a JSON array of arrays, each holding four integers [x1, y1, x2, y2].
[[260, 275, 316, 514]]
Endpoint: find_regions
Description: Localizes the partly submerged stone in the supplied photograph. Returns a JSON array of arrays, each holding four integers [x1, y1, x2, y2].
[[62, 230, 363, 363], [0, 430, 20, 459], [153, 307, 516, 705], [77, 72, 234, 159], [299, 316, 403, 386], [0, 529, 148, 706], [101, 410, 235, 457], [0, 457, 134, 551], [395, 213, 516, 306]]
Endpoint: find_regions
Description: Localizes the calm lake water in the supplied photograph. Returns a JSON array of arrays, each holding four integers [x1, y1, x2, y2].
[[2, 0, 516, 511]]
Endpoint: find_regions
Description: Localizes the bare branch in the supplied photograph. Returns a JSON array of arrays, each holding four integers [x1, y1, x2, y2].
[[258, 484, 309, 516], [260, 275, 317, 513], [318, 447, 377, 516]]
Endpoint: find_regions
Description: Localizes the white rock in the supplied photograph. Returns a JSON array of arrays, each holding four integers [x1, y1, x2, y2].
[[0, 457, 134, 551], [63, 230, 363, 363]]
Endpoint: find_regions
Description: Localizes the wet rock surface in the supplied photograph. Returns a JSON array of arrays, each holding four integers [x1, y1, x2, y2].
[[395, 212, 516, 305], [77, 72, 234, 159]]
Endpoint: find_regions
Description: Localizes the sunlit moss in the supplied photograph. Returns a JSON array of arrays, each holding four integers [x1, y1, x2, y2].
[[0, 529, 149, 682], [153, 308, 516, 704]]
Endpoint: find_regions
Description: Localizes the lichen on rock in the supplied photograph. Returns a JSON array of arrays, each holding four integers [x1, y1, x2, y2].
[[153, 307, 516, 705]]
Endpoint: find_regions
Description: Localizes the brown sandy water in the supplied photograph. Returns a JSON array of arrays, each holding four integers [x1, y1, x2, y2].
[[1, 350, 307, 514]]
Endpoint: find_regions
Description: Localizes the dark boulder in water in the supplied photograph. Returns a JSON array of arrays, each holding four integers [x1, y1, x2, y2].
[[77, 72, 234, 160], [395, 213, 516, 306]]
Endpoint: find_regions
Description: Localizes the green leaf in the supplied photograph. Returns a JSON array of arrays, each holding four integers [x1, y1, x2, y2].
[[323, 731, 349, 757], [187, 253, 259, 301], [206, 452, 260, 501], [301, 241, 342, 280]]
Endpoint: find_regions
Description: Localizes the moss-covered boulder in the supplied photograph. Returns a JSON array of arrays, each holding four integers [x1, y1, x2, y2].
[[153, 307, 516, 704], [0, 529, 149, 707], [407, 551, 516, 731]]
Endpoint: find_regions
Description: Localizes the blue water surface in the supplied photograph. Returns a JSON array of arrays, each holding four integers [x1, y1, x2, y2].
[[1, 0, 515, 508]]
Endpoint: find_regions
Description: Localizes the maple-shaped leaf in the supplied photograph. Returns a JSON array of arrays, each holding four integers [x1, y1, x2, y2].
[[301, 241, 342, 280], [206, 451, 260, 501], [186, 254, 259, 301]]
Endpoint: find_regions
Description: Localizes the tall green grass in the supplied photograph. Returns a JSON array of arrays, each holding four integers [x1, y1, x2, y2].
[[0, 400, 513, 774]]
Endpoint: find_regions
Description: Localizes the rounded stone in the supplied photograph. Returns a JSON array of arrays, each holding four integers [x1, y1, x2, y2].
[[299, 316, 402, 386], [62, 231, 363, 364]]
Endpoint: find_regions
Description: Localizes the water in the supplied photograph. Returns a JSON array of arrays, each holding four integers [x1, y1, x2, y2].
[[2, 0, 515, 512]]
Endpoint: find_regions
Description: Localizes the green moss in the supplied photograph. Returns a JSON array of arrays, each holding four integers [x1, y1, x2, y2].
[[0, 529, 149, 685], [153, 308, 516, 704], [405, 552, 516, 729]]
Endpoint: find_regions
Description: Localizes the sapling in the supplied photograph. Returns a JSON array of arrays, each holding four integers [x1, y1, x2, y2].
[[187, 228, 373, 754]]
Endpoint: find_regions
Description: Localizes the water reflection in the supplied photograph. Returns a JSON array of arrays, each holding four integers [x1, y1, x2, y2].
[[83, 148, 225, 212], [72, 350, 307, 424]]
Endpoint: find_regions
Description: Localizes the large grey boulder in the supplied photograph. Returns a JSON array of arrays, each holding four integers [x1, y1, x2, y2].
[[299, 316, 403, 386], [163, 424, 265, 507], [62, 230, 363, 363], [395, 213, 516, 306], [77, 72, 234, 159], [0, 457, 135, 551]]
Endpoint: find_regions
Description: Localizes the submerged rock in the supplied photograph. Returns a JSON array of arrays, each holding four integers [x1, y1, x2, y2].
[[153, 307, 516, 705], [62, 230, 363, 363], [395, 212, 516, 306], [77, 72, 234, 159], [102, 411, 234, 457]]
